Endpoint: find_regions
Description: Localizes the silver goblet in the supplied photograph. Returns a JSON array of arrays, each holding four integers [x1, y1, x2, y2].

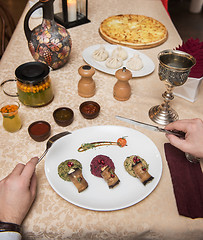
[[149, 50, 199, 163], [149, 49, 196, 125]]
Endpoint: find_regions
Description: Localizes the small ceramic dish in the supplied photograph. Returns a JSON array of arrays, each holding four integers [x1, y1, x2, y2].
[[28, 120, 51, 142], [79, 101, 100, 119], [53, 107, 74, 127]]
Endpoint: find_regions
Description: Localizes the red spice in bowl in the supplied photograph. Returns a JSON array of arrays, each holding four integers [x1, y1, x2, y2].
[[28, 120, 51, 142], [79, 101, 100, 119]]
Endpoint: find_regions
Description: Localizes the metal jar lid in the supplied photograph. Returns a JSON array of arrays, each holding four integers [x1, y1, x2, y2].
[[15, 62, 50, 84]]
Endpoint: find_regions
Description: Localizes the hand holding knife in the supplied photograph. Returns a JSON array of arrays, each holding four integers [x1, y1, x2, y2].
[[116, 116, 185, 139]]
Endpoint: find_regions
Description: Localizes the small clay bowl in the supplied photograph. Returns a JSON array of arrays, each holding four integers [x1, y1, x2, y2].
[[28, 120, 51, 142], [53, 107, 74, 127], [79, 101, 100, 119]]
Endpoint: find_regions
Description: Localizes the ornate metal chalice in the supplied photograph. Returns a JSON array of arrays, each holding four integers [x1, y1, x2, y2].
[[149, 49, 196, 125]]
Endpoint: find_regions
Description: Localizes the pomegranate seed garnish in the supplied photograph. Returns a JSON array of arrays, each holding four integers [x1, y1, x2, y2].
[[67, 162, 74, 167]]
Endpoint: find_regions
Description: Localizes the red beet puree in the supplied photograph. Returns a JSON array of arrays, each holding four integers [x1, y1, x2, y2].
[[90, 155, 115, 178], [30, 122, 50, 135]]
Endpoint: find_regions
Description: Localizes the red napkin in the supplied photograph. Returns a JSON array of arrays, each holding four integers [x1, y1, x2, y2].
[[164, 143, 203, 219], [176, 38, 203, 78]]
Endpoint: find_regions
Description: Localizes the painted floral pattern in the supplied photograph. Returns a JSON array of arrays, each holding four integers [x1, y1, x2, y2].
[[28, 19, 72, 70]]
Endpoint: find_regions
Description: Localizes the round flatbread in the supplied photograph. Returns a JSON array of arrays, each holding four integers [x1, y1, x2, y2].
[[124, 155, 148, 177], [58, 159, 82, 181], [99, 14, 168, 49]]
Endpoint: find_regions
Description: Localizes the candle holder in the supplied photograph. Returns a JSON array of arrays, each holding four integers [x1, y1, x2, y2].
[[54, 0, 90, 28], [149, 49, 196, 125]]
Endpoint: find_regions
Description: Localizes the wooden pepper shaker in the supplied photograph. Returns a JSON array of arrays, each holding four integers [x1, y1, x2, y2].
[[78, 65, 96, 98], [114, 67, 132, 101]]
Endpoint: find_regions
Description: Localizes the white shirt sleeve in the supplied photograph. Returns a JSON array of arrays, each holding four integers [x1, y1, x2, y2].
[[0, 231, 22, 240]]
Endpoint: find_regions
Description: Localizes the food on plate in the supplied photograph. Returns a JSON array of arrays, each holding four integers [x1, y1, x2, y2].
[[68, 168, 88, 193], [105, 56, 123, 69], [132, 158, 154, 185], [58, 159, 82, 181], [111, 46, 128, 60], [90, 155, 120, 188], [78, 137, 127, 152], [90, 155, 115, 177], [58, 159, 88, 193], [92, 45, 109, 61], [124, 155, 154, 185], [78, 142, 114, 152], [99, 14, 168, 49], [126, 53, 143, 71], [117, 137, 127, 147], [101, 165, 120, 188], [124, 155, 148, 177]]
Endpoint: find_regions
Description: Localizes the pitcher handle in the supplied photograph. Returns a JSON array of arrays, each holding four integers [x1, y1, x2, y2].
[[24, 1, 44, 42], [0, 79, 19, 97]]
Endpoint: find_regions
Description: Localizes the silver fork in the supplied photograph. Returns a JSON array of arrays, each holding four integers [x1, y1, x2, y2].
[[38, 131, 71, 163]]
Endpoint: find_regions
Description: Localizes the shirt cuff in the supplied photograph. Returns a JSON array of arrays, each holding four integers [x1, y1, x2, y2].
[[0, 231, 22, 240]]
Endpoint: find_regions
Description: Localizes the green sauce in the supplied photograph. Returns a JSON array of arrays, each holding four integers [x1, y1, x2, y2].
[[124, 155, 149, 178], [78, 141, 117, 152], [55, 109, 72, 121], [58, 159, 82, 181]]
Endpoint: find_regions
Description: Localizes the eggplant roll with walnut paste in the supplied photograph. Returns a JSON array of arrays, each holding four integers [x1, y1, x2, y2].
[[124, 155, 154, 185], [101, 165, 120, 188], [58, 159, 88, 193], [68, 168, 88, 193]]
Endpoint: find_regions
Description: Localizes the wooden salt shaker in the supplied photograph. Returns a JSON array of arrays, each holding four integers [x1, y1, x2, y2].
[[78, 65, 96, 98], [114, 67, 132, 101]]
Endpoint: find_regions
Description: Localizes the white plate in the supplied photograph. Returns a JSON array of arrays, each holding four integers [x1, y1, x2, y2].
[[82, 44, 155, 77], [45, 125, 162, 211]]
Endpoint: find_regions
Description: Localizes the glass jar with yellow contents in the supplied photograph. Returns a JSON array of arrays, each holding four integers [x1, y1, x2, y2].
[[0, 101, 22, 132], [15, 62, 54, 107], [1, 62, 54, 107]]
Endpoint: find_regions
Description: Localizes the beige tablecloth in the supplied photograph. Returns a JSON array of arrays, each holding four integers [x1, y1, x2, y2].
[[0, 0, 203, 239]]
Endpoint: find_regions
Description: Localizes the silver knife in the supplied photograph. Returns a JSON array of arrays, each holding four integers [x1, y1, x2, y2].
[[116, 115, 185, 138]]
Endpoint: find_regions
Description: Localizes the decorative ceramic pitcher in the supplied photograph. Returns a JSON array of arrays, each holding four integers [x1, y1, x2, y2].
[[24, 0, 72, 70]]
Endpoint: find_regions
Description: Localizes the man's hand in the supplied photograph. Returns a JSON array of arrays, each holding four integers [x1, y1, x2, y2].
[[0, 157, 38, 225], [165, 118, 203, 158]]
